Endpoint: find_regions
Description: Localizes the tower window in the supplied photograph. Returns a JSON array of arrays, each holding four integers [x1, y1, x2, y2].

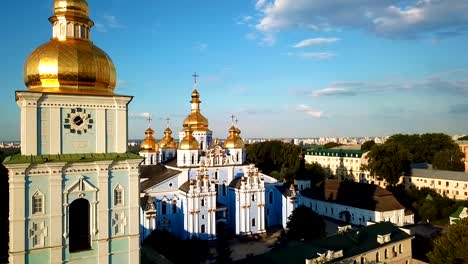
[[114, 185, 124, 206], [32, 191, 44, 215], [252, 218, 256, 227], [161, 201, 167, 215]]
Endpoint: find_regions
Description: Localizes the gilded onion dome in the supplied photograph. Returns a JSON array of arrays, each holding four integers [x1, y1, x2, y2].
[[159, 127, 177, 149], [182, 88, 209, 131], [224, 126, 245, 149], [178, 128, 200, 150], [23, 0, 117, 95], [140, 128, 159, 152]]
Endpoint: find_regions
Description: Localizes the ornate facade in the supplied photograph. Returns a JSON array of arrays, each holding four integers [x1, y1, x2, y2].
[[4, 1, 141, 263]]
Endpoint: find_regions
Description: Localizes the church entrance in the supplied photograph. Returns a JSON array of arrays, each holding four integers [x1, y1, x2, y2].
[[69, 198, 91, 252]]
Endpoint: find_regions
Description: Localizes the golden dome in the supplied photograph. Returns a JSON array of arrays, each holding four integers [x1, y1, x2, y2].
[[140, 128, 159, 152], [178, 128, 200, 150], [159, 127, 177, 149], [182, 88, 210, 131], [23, 0, 117, 95], [224, 126, 245, 149], [54, 0, 90, 17]]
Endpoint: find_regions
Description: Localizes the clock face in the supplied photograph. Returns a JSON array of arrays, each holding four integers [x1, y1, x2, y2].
[[63, 108, 94, 135]]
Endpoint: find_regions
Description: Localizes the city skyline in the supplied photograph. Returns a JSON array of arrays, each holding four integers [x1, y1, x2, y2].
[[2, 0, 468, 140]]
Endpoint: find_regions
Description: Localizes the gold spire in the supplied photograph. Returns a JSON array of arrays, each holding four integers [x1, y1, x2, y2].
[[140, 127, 159, 152], [182, 77, 209, 131], [178, 128, 200, 150], [23, 0, 117, 95], [159, 127, 177, 149]]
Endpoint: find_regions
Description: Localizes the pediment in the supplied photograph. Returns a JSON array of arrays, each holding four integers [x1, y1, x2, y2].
[[65, 176, 99, 194]]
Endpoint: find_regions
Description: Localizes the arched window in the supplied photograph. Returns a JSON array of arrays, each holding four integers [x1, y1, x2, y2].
[[384, 249, 388, 259], [252, 194, 256, 202], [200, 141, 204, 150], [376, 252, 380, 262], [191, 155, 195, 165], [252, 218, 256, 227], [74, 24, 80, 37], [399, 243, 403, 253], [150, 155, 153, 164], [201, 224, 206, 233], [69, 198, 91, 252], [236, 152, 239, 162], [201, 198, 205, 207], [214, 171, 218, 180], [161, 201, 167, 215], [114, 185, 124, 206], [183, 154, 186, 164], [172, 201, 177, 214], [32, 191, 44, 215]]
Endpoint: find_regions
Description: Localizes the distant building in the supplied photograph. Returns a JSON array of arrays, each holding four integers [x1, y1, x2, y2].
[[251, 222, 413, 264], [299, 180, 414, 226], [304, 148, 373, 182], [403, 168, 468, 200], [456, 140, 468, 172], [449, 206, 468, 225]]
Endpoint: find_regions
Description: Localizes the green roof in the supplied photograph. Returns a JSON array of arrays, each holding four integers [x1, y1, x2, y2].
[[238, 222, 411, 264], [450, 206, 467, 218], [3, 152, 142, 165], [306, 148, 365, 158]]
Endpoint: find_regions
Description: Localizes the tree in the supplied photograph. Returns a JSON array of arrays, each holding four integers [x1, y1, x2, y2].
[[427, 218, 468, 264], [364, 142, 411, 186], [361, 140, 376, 152], [286, 206, 326, 241], [216, 222, 232, 263], [433, 147, 465, 171], [457, 135, 468, 140]]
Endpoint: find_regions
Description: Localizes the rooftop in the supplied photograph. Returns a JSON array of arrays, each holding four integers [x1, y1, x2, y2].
[[306, 148, 365, 158], [301, 180, 406, 212], [240, 222, 412, 264], [140, 164, 181, 192], [410, 168, 468, 182], [3, 152, 142, 165]]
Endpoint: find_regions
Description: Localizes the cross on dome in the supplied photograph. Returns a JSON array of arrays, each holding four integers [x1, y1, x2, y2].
[[146, 113, 153, 128], [192, 72, 199, 85]]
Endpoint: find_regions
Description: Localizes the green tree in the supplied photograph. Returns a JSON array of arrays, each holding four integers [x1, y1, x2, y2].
[[433, 147, 465, 171], [427, 218, 468, 264], [286, 206, 326, 241], [361, 140, 376, 152], [364, 142, 411, 186], [457, 135, 468, 140]]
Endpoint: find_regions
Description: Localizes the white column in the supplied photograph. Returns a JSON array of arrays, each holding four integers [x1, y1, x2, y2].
[[48, 163, 65, 262], [7, 165, 28, 264], [95, 108, 106, 153], [17, 92, 42, 155], [96, 161, 111, 264], [49, 107, 61, 154]]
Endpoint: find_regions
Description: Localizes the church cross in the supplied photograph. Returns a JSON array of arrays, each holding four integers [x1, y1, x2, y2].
[[146, 114, 153, 128], [165, 117, 170, 128], [192, 72, 199, 85], [230, 114, 235, 125]]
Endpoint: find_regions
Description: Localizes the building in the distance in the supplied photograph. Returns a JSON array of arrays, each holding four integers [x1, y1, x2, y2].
[[456, 140, 468, 172], [299, 180, 414, 226], [403, 168, 468, 200], [3, 0, 142, 263], [304, 148, 370, 182]]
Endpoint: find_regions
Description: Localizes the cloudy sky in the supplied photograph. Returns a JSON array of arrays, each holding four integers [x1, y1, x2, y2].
[[1, 0, 468, 140]]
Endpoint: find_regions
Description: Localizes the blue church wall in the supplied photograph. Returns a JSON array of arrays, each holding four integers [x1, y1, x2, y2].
[[26, 249, 50, 264], [145, 177, 180, 193], [61, 108, 97, 154], [226, 188, 237, 233], [265, 184, 284, 227]]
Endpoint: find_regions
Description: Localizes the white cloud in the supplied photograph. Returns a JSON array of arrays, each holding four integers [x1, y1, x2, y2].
[[293, 37, 339, 48], [296, 104, 324, 118], [95, 15, 124, 32], [311, 87, 355, 97], [194, 42, 208, 52], [237, 15, 253, 25], [253, 0, 468, 40]]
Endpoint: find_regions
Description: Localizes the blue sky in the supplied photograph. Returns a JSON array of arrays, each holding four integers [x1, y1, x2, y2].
[[2, 0, 468, 140]]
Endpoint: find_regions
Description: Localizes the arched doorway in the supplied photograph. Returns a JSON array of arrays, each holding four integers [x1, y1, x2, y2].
[[69, 198, 91, 252]]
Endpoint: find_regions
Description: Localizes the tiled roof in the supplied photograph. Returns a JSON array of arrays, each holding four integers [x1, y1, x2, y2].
[[179, 180, 191, 193], [229, 177, 243, 189], [410, 168, 468, 182], [140, 164, 181, 191], [275, 183, 295, 197], [301, 180, 405, 212]]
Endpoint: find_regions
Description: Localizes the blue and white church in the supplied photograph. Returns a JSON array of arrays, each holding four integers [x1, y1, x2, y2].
[[139, 84, 297, 240], [4, 0, 142, 263]]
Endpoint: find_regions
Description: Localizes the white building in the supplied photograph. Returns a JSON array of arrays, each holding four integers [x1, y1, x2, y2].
[[3, 1, 141, 263], [299, 180, 414, 226], [139, 87, 283, 240], [305, 148, 370, 182], [403, 168, 468, 200]]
